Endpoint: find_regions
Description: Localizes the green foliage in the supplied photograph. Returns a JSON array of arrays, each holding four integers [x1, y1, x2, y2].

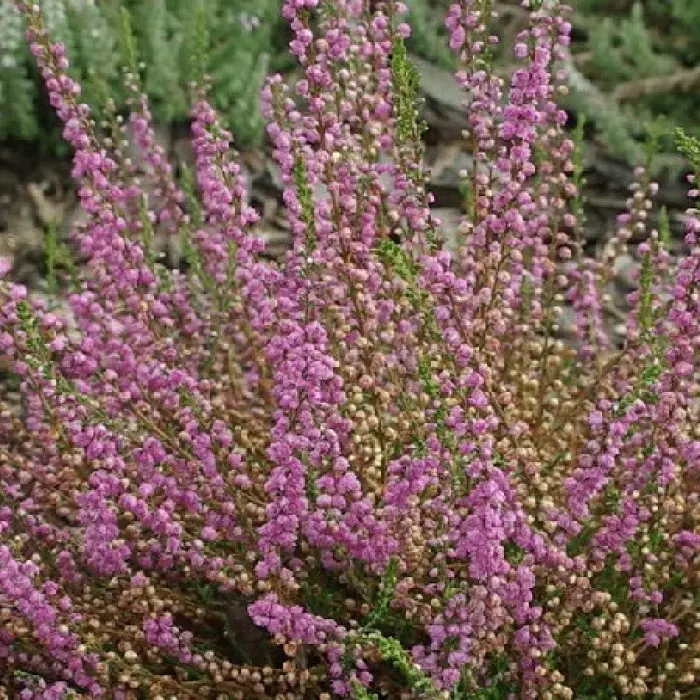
[[570, 0, 700, 163], [293, 155, 317, 253], [44, 219, 77, 294], [0, 0, 40, 142], [364, 557, 400, 631], [675, 127, 700, 178], [351, 681, 380, 700], [571, 116, 587, 240], [392, 33, 426, 146], [0, 0, 279, 148], [587, 4, 674, 86], [358, 630, 440, 698], [614, 358, 665, 418], [449, 654, 517, 699], [404, 0, 454, 70], [377, 238, 419, 287]]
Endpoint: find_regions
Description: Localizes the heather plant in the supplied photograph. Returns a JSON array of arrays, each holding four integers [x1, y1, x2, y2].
[[0, 1, 699, 699]]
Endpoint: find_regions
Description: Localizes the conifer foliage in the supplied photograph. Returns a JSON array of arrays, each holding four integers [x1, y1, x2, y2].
[[0, 0, 279, 147]]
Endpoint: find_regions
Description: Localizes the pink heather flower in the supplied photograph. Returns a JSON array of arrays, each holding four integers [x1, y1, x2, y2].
[[143, 614, 195, 664], [640, 618, 680, 648]]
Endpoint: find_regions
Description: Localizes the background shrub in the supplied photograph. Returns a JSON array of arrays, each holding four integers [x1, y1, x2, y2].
[[0, 0, 282, 149], [3, 0, 700, 166]]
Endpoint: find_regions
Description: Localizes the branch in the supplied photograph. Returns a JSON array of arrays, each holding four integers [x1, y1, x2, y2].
[[612, 67, 700, 102]]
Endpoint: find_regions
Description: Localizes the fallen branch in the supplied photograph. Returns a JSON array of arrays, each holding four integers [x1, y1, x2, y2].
[[613, 67, 700, 101]]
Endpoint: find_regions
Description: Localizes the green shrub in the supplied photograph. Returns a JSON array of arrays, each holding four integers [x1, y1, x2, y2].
[[0, 0, 282, 149], [570, 0, 700, 163]]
